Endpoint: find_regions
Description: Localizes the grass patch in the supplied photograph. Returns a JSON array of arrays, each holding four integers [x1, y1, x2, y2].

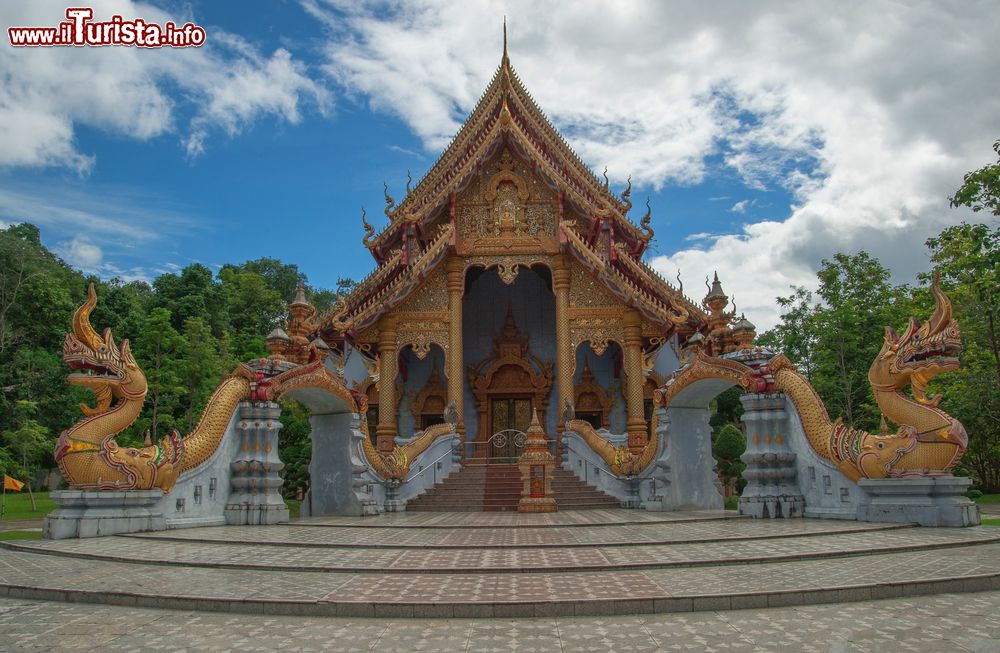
[[0, 491, 53, 521], [0, 530, 42, 541], [975, 494, 1000, 504], [723, 497, 738, 511], [981, 518, 1000, 526], [285, 498, 301, 519]]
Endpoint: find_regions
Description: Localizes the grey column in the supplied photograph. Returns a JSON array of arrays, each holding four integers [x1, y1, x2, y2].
[[738, 393, 804, 518], [225, 401, 289, 525]]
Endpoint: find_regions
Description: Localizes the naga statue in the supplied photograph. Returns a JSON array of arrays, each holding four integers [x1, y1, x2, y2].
[[658, 273, 967, 483], [56, 284, 252, 492], [770, 273, 966, 481]]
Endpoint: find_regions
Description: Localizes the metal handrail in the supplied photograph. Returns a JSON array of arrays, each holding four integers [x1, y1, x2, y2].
[[402, 447, 455, 485], [465, 438, 557, 463]]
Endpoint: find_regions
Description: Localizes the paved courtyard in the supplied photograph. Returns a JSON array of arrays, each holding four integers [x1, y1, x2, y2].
[[1, 591, 999, 651], [2, 509, 999, 649]]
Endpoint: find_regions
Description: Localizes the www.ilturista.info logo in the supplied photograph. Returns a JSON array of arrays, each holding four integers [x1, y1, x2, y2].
[[8, 7, 206, 48]]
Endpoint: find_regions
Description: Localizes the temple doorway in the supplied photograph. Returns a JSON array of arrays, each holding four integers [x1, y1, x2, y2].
[[462, 264, 556, 460]]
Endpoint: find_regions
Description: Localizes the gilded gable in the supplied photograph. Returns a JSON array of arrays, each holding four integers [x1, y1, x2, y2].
[[456, 148, 558, 256]]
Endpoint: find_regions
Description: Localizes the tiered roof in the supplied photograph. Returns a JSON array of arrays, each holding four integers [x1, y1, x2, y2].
[[321, 29, 712, 341]]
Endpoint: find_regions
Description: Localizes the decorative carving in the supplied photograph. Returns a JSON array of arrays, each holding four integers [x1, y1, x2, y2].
[[574, 359, 612, 429], [570, 318, 624, 357], [409, 364, 448, 428], [469, 307, 553, 454]]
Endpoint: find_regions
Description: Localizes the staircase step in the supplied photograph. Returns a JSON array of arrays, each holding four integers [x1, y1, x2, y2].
[[407, 463, 621, 512]]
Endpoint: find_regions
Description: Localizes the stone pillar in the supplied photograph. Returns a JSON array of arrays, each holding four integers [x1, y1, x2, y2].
[[225, 401, 289, 525], [738, 393, 803, 519], [376, 314, 398, 452], [552, 255, 573, 447], [623, 309, 648, 453], [446, 258, 465, 436]]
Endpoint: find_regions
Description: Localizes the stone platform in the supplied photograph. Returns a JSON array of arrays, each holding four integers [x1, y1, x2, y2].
[[3, 510, 1000, 618]]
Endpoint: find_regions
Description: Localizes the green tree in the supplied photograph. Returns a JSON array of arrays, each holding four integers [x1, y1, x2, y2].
[[134, 308, 186, 440], [218, 267, 285, 341], [925, 223, 1000, 488], [808, 252, 908, 431], [950, 139, 1000, 216], [1, 400, 50, 477], [179, 317, 223, 432], [713, 423, 746, 492], [151, 264, 227, 336], [757, 286, 819, 381]]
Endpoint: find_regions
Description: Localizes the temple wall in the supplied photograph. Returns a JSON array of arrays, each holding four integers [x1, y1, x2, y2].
[[462, 267, 557, 451]]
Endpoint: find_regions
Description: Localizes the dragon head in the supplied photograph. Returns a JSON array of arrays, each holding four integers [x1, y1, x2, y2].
[[870, 272, 961, 406], [63, 284, 147, 415]]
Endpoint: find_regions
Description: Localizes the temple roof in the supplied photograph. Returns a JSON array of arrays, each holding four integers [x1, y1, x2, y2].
[[321, 31, 713, 341]]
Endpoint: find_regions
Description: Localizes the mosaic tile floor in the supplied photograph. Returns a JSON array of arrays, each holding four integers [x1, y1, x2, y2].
[[1, 513, 999, 619], [9, 524, 999, 572], [1, 591, 998, 652]]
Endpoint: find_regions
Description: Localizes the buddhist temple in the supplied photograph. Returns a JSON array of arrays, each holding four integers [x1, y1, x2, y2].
[[312, 31, 751, 468]]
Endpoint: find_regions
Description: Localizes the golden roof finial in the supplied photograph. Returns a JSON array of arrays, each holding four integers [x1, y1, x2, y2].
[[406, 170, 413, 195], [361, 206, 375, 248], [502, 16, 508, 67], [620, 175, 632, 212], [640, 197, 653, 241], [383, 181, 395, 218]]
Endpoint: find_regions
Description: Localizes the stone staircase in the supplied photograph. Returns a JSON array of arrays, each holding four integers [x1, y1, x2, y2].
[[406, 463, 621, 512]]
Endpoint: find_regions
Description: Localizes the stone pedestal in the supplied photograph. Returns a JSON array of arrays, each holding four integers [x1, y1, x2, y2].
[[738, 394, 804, 519], [857, 477, 980, 527], [225, 402, 289, 525], [518, 409, 557, 513], [43, 490, 166, 539]]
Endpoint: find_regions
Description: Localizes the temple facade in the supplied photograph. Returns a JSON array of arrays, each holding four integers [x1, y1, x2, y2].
[[293, 39, 753, 463]]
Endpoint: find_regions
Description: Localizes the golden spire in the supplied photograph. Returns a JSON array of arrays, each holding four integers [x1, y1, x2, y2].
[[502, 16, 509, 67]]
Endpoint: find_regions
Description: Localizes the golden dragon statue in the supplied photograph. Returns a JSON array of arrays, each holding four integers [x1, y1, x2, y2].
[[56, 284, 252, 492], [657, 273, 967, 483], [564, 419, 659, 477], [355, 392, 456, 481]]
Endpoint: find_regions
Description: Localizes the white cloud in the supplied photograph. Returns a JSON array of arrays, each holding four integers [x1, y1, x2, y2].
[[0, 1, 330, 170], [0, 183, 201, 280], [729, 200, 750, 214], [307, 0, 1000, 329], [57, 237, 103, 269]]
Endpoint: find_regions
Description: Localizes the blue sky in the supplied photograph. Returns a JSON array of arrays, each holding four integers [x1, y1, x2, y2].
[[1, 1, 997, 329]]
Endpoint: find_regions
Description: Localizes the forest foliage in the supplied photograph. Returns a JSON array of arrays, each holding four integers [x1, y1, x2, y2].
[[0, 223, 353, 494]]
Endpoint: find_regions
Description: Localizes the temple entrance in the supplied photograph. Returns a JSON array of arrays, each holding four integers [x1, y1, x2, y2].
[[489, 397, 532, 459], [462, 265, 556, 460]]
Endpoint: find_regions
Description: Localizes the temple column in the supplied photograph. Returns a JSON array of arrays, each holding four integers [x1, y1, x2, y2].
[[623, 309, 648, 453], [446, 258, 465, 437], [552, 256, 573, 449], [376, 314, 398, 453]]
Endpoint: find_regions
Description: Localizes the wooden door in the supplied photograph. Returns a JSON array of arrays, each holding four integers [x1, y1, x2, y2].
[[489, 396, 532, 459]]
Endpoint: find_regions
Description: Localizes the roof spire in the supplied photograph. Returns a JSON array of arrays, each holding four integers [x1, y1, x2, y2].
[[502, 16, 508, 66]]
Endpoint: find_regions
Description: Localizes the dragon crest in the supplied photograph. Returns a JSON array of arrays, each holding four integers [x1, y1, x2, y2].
[[56, 285, 251, 492]]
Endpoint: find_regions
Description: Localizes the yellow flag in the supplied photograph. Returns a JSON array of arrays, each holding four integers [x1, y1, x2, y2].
[[3, 475, 24, 491]]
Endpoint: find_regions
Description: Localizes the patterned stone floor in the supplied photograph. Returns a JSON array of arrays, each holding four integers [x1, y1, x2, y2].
[[126, 516, 909, 548], [1, 591, 999, 651], [295, 509, 734, 528], [9, 524, 999, 572], [1, 513, 999, 617]]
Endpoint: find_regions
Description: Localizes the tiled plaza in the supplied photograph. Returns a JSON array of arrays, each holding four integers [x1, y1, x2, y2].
[[1, 591, 999, 651], [1, 510, 999, 622]]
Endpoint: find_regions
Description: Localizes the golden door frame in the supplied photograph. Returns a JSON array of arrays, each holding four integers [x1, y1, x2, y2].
[[468, 312, 553, 459]]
